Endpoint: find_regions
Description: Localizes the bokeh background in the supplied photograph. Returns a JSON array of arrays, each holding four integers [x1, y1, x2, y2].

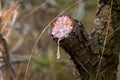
[[1, 0, 97, 80]]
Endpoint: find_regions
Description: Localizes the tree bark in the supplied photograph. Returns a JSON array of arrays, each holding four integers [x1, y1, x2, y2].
[[58, 20, 100, 80], [51, 0, 120, 80]]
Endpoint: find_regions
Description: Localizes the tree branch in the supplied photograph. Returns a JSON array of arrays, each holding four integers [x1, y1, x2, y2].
[[51, 0, 120, 79]]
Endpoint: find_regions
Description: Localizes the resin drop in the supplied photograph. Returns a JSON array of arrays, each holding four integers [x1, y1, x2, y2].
[[56, 40, 60, 59]]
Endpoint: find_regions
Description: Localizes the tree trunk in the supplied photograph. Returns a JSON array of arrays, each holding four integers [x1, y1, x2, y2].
[[51, 0, 120, 80]]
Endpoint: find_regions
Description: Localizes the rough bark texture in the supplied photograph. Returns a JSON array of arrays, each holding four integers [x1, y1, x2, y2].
[[59, 20, 100, 80], [94, 0, 120, 79], [52, 0, 120, 80]]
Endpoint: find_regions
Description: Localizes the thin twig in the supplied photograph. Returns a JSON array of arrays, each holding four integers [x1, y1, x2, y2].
[[19, 1, 48, 21], [108, 26, 120, 37], [0, 33, 15, 80], [95, 0, 113, 80], [0, 54, 29, 68], [10, 26, 29, 53]]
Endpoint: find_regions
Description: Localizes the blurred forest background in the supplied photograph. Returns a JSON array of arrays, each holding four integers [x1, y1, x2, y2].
[[1, 0, 98, 80]]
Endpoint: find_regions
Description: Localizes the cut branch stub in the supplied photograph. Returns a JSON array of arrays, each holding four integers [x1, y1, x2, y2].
[[51, 14, 74, 40], [51, 14, 99, 79]]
